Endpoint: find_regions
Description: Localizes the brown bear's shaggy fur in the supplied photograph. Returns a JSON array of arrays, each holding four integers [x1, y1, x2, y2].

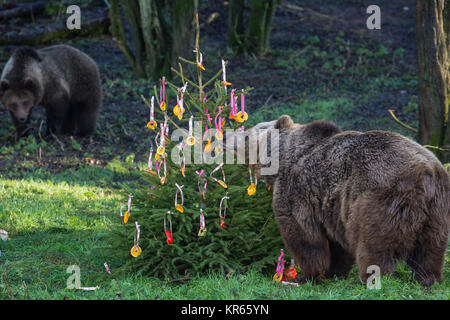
[[245, 115, 449, 287], [0, 45, 101, 137]]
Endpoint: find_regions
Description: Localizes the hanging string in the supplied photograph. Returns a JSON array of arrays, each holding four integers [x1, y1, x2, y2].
[[174, 183, 184, 213], [219, 194, 229, 228], [147, 96, 157, 129], [274, 249, 285, 281], [157, 123, 165, 155], [222, 59, 231, 86], [248, 169, 257, 196], [186, 115, 196, 146], [104, 262, 111, 274], [164, 211, 174, 244], [194, 48, 205, 71], [119, 201, 125, 217], [127, 194, 133, 213], [230, 89, 237, 118], [131, 220, 142, 257], [158, 157, 166, 185], [198, 209, 207, 236], [147, 147, 154, 173], [195, 169, 208, 199], [214, 106, 224, 140], [178, 142, 186, 176], [210, 162, 227, 188], [160, 76, 166, 110]]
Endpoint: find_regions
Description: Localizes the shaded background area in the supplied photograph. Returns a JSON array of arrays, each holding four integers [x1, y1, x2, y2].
[[0, 0, 418, 176]]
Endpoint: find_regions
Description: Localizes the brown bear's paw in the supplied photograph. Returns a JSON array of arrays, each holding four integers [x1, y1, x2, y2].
[[293, 275, 314, 285]]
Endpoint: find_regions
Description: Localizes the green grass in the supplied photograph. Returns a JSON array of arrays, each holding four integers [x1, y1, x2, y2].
[[0, 163, 448, 300]]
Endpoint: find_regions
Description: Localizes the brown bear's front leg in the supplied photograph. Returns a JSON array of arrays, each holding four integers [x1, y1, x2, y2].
[[44, 95, 70, 135], [325, 240, 354, 280], [275, 214, 331, 283]]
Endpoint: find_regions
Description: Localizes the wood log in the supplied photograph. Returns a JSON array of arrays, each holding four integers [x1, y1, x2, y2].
[[0, 14, 110, 45], [0, 2, 47, 21]]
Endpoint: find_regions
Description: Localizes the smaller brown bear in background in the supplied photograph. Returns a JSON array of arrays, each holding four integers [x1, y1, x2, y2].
[[0, 45, 101, 137], [239, 115, 449, 287]]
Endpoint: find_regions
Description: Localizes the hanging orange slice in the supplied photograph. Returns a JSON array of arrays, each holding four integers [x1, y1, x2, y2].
[[180, 167, 185, 177], [221, 81, 232, 86], [217, 180, 227, 189], [204, 139, 212, 153], [160, 176, 166, 185], [175, 204, 184, 213], [160, 101, 166, 111], [198, 63, 205, 71], [215, 130, 223, 140], [173, 104, 180, 116], [123, 211, 130, 224], [285, 267, 298, 281], [273, 273, 283, 282], [247, 183, 256, 196], [130, 244, 142, 257]]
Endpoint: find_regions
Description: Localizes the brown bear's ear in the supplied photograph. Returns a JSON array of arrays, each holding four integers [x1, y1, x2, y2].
[[23, 77, 35, 90], [0, 79, 10, 92], [274, 115, 294, 130]]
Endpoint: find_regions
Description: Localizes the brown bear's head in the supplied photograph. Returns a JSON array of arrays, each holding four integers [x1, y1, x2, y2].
[[225, 114, 300, 187], [0, 78, 38, 124], [226, 115, 342, 188]]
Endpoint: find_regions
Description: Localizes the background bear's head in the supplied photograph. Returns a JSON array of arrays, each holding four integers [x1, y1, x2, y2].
[[0, 78, 38, 124], [0, 47, 44, 125]]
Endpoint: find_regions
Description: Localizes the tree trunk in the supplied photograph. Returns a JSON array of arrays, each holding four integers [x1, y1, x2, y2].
[[171, 0, 197, 69], [109, 0, 196, 80], [228, 0, 244, 53], [246, 0, 278, 57], [416, 0, 450, 162]]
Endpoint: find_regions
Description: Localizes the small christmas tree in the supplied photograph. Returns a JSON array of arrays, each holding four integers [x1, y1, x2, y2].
[[106, 14, 283, 279]]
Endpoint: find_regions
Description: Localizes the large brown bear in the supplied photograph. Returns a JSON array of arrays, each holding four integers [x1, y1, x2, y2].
[[239, 115, 449, 287], [0, 45, 101, 137]]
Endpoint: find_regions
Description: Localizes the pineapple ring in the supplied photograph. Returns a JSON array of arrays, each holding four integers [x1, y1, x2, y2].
[[215, 130, 223, 140], [186, 135, 196, 146], [235, 111, 248, 123], [157, 146, 165, 155], [147, 120, 157, 130]]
